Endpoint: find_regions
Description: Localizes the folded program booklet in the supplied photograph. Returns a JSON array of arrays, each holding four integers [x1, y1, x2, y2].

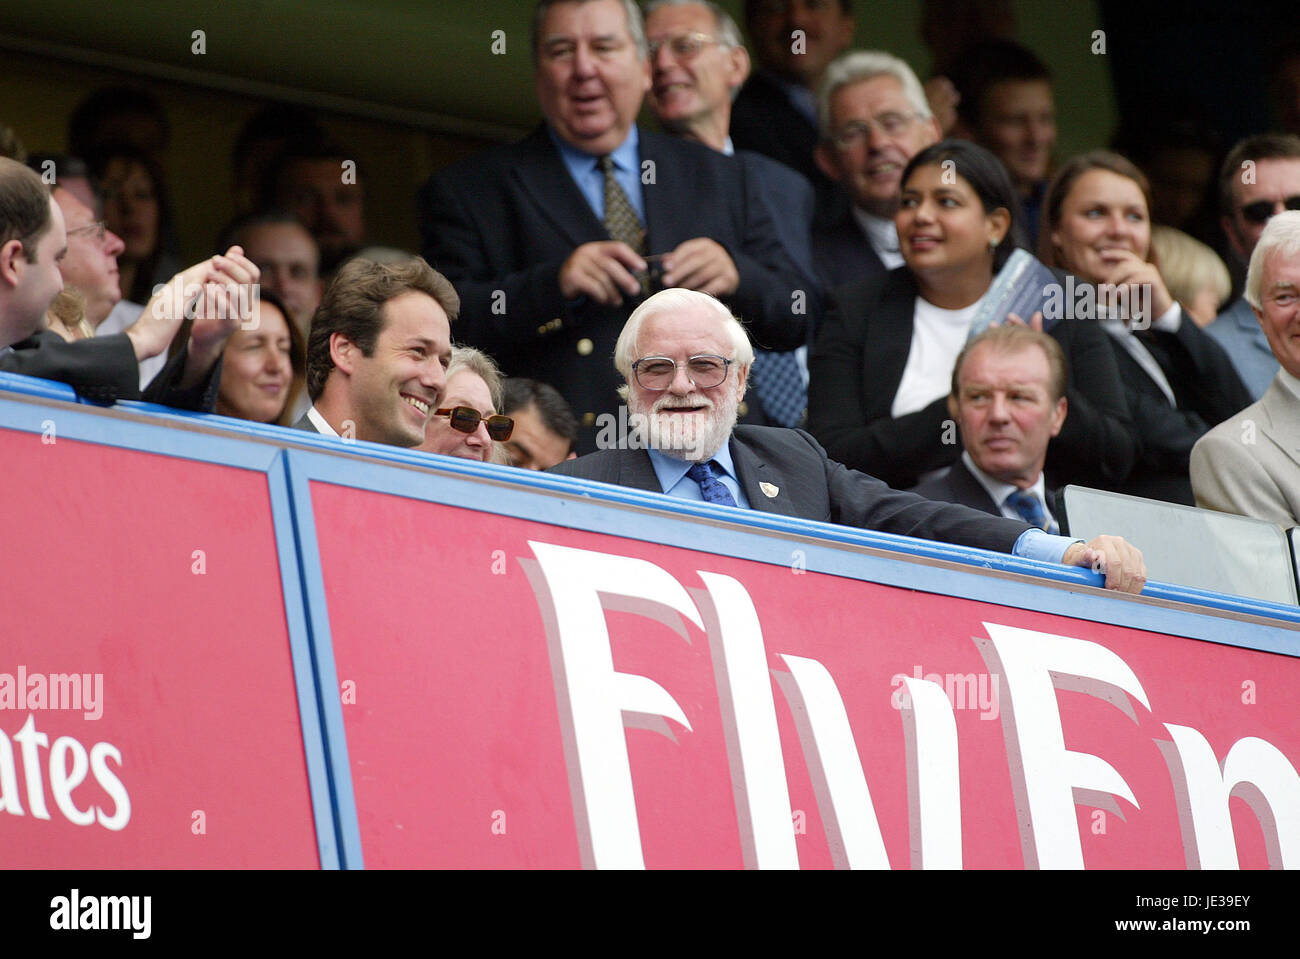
[[968, 249, 1061, 339]]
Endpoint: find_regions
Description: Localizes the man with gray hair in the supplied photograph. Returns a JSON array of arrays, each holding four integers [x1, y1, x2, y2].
[[418, 0, 805, 453], [1192, 210, 1300, 527], [811, 50, 941, 291], [550, 287, 1147, 593], [645, 0, 820, 428]]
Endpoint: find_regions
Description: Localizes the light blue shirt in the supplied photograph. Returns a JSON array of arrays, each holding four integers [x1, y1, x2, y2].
[[648, 444, 1075, 563], [549, 125, 645, 223], [647, 445, 751, 509], [1206, 297, 1278, 401], [1014, 528, 1078, 565]]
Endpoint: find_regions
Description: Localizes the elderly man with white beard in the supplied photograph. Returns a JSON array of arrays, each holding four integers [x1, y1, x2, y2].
[[549, 288, 1147, 593]]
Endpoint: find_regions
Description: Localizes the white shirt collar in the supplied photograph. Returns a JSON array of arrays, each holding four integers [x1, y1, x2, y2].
[[851, 208, 904, 268], [961, 451, 1052, 522], [307, 405, 340, 437]]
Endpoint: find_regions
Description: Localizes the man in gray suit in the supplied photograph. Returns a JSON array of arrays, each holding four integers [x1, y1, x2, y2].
[[294, 256, 456, 447], [1192, 211, 1300, 527], [550, 287, 1146, 592]]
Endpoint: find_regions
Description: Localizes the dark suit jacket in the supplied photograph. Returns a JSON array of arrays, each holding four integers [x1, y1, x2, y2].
[[0, 330, 220, 410], [806, 267, 1139, 492], [548, 425, 1030, 555], [1106, 312, 1252, 504], [730, 72, 845, 229], [735, 149, 819, 302], [812, 211, 888, 294], [732, 149, 821, 427], [417, 125, 807, 452], [910, 458, 1062, 525], [910, 458, 1001, 514], [291, 410, 319, 434]]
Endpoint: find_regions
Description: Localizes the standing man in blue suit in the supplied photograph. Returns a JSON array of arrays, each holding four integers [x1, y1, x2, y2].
[[644, 0, 821, 428], [418, 0, 807, 452]]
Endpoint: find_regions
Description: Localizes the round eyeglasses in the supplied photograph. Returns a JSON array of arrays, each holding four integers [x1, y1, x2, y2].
[[631, 354, 732, 391]]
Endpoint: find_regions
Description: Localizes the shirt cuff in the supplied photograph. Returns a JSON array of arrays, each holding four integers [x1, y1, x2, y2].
[[1151, 302, 1182, 334], [1013, 528, 1082, 565]]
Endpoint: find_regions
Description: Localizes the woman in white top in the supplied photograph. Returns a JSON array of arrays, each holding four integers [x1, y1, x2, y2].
[[1038, 151, 1250, 504], [809, 140, 1136, 492]]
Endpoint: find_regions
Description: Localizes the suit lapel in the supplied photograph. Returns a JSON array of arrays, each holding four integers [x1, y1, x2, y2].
[[1259, 379, 1300, 468], [948, 460, 1001, 514], [508, 125, 607, 250], [617, 448, 663, 494], [863, 270, 920, 417], [729, 438, 803, 518]]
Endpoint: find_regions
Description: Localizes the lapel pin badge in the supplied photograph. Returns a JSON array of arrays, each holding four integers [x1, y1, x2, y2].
[[759, 482, 779, 498]]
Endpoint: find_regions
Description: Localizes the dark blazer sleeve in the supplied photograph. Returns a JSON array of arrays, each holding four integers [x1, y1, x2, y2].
[[1123, 309, 1253, 476], [806, 269, 957, 489], [141, 344, 222, 412], [787, 428, 1029, 553], [0, 330, 221, 411], [651, 137, 808, 352], [735, 150, 822, 326], [1043, 316, 1138, 489], [416, 156, 576, 360], [0, 331, 140, 402], [1156, 311, 1253, 423]]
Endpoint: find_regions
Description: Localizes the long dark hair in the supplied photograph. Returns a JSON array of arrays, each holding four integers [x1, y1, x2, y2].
[[899, 139, 1027, 272]]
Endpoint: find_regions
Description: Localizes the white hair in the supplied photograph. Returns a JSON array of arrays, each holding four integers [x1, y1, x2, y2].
[[446, 344, 504, 411], [817, 50, 931, 138], [614, 288, 754, 393], [1246, 210, 1300, 309]]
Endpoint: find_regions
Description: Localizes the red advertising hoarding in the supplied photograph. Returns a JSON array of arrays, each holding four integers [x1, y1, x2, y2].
[[0, 428, 320, 868], [310, 485, 1299, 869]]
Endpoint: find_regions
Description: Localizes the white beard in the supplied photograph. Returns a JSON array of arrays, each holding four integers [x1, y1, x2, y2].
[[632, 389, 739, 462]]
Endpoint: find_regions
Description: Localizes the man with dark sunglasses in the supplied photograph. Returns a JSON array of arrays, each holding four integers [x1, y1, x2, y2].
[[418, 345, 515, 463], [1208, 134, 1300, 398]]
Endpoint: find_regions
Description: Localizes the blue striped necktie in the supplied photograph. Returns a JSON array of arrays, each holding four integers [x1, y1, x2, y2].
[[1005, 489, 1051, 532]]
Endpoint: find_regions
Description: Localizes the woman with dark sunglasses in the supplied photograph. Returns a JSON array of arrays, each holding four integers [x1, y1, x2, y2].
[[418, 345, 513, 464], [1039, 151, 1252, 504]]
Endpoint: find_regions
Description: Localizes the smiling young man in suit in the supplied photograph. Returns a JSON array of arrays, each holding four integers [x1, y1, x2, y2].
[[295, 256, 456, 448], [911, 324, 1066, 532], [549, 287, 1146, 593], [417, 0, 806, 452]]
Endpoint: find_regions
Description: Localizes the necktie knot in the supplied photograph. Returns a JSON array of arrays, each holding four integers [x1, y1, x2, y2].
[[687, 460, 738, 507]]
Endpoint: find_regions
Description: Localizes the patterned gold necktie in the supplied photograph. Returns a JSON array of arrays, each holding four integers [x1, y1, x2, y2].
[[599, 155, 645, 254]]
